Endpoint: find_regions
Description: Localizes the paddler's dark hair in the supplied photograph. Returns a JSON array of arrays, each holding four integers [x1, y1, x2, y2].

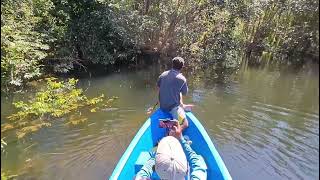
[[172, 57, 184, 70]]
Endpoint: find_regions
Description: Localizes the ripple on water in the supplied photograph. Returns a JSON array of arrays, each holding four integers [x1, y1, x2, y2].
[[22, 107, 139, 180], [209, 98, 319, 180], [2, 67, 318, 180]]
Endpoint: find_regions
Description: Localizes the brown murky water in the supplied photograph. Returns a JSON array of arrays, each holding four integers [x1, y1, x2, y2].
[[1, 64, 319, 180]]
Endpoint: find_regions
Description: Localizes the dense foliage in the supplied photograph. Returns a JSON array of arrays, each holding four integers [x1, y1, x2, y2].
[[1, 78, 117, 139], [1, 0, 52, 90], [47, 0, 140, 71], [108, 0, 318, 67], [230, 0, 319, 66], [1, 0, 318, 90]]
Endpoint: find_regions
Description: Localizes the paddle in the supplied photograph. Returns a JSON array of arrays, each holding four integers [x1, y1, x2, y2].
[[146, 102, 159, 115]]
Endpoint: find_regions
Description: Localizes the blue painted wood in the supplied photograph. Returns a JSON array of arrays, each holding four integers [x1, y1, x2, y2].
[[109, 109, 232, 180], [134, 151, 151, 173]]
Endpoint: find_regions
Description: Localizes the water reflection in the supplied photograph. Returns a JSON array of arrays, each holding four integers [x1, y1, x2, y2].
[[1, 65, 319, 180]]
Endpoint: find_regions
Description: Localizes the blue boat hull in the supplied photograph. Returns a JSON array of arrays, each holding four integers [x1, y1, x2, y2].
[[110, 109, 232, 180]]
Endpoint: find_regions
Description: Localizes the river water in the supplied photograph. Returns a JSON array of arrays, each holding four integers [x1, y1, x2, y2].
[[1, 64, 319, 180]]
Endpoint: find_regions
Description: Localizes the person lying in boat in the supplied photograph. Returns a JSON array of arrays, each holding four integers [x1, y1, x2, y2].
[[152, 56, 194, 131], [134, 123, 207, 180]]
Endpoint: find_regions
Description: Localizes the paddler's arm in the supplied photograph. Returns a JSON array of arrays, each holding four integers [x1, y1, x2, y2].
[[135, 157, 155, 179], [180, 92, 195, 112], [180, 136, 207, 180], [173, 125, 207, 180]]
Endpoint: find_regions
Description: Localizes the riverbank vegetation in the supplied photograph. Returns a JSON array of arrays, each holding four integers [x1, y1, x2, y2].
[[1, 77, 117, 139], [1, 0, 319, 91]]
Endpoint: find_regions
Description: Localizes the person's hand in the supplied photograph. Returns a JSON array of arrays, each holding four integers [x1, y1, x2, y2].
[[146, 107, 154, 114], [147, 102, 159, 115], [171, 122, 183, 140], [182, 104, 195, 112]]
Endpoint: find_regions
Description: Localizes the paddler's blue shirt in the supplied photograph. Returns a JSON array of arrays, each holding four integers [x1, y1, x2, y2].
[[135, 136, 207, 179], [157, 69, 188, 112]]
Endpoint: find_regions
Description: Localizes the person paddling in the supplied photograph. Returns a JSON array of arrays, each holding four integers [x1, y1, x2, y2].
[[150, 56, 193, 131]]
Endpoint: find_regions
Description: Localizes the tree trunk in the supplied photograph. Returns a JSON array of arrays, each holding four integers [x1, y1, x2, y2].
[[143, 0, 150, 15]]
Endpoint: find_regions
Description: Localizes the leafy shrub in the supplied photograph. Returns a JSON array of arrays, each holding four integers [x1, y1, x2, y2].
[[2, 78, 118, 139]]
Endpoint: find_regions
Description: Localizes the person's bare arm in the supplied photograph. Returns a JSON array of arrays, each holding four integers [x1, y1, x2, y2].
[[180, 93, 194, 112], [172, 123, 208, 179]]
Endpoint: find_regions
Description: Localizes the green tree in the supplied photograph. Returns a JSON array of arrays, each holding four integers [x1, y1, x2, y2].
[[1, 0, 53, 90]]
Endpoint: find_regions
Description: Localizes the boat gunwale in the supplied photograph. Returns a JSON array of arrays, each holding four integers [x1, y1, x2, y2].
[[186, 112, 232, 180]]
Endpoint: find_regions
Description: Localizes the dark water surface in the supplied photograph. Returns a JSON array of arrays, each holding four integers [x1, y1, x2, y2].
[[1, 65, 319, 180]]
